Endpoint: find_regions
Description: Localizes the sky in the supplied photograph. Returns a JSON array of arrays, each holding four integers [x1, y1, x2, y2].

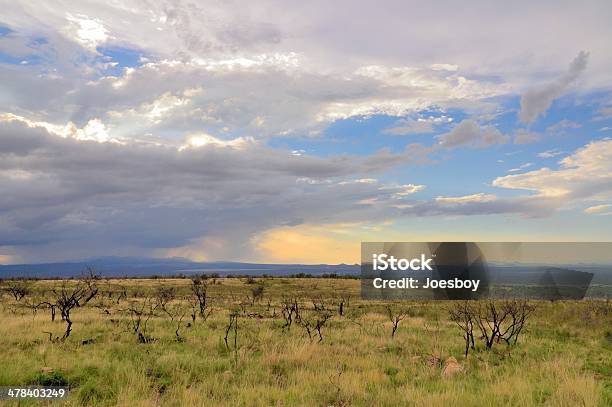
[[0, 1, 611, 265]]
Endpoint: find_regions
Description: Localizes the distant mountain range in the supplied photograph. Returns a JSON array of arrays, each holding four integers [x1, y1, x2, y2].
[[1, 257, 611, 287], [0, 256, 360, 279]]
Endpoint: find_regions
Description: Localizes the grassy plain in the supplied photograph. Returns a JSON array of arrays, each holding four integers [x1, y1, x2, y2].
[[0, 277, 610, 406]]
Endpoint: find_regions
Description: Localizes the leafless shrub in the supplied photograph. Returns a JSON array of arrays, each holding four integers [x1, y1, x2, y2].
[[165, 301, 188, 342], [337, 295, 350, 316], [448, 302, 475, 357], [250, 283, 265, 305], [449, 299, 536, 356], [386, 305, 408, 338], [311, 295, 328, 312], [5, 280, 32, 301], [115, 284, 128, 304], [50, 271, 99, 340], [477, 300, 535, 349], [190, 277, 212, 321], [280, 297, 300, 330], [30, 299, 58, 322], [328, 362, 347, 406], [224, 312, 239, 366], [296, 308, 333, 342], [155, 286, 176, 314], [346, 308, 366, 334], [123, 295, 158, 343]]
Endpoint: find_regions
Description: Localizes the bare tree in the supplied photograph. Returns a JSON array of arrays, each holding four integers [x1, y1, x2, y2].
[[296, 308, 333, 342], [165, 302, 188, 342], [496, 300, 536, 346], [5, 280, 31, 301], [449, 299, 536, 355], [449, 301, 476, 357], [155, 286, 176, 315], [124, 295, 158, 343], [224, 312, 239, 366], [30, 299, 57, 322], [386, 305, 408, 338], [280, 297, 300, 330], [51, 272, 99, 340], [337, 295, 350, 316], [115, 284, 128, 304], [190, 278, 212, 320]]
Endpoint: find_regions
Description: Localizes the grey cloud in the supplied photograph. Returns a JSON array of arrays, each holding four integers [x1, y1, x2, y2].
[[436, 119, 508, 149], [383, 118, 436, 136], [0, 121, 47, 154], [513, 129, 540, 145], [519, 51, 589, 124], [0, 120, 563, 262], [0, 120, 421, 260]]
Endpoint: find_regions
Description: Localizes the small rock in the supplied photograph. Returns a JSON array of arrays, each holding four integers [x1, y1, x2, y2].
[[441, 356, 463, 378]]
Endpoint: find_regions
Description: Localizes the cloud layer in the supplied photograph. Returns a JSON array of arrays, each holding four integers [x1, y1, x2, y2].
[[1, 2, 612, 262]]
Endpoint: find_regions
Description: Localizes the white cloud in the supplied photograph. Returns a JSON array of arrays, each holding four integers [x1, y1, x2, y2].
[[0, 113, 117, 143], [65, 13, 109, 50], [179, 134, 254, 151], [435, 193, 497, 204], [537, 149, 564, 158], [394, 184, 425, 196], [508, 163, 533, 173], [493, 138, 612, 199]]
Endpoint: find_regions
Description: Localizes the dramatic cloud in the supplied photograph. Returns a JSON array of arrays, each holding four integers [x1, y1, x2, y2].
[[0, 58, 506, 140], [1, 2, 611, 262], [1, 115, 610, 261], [0, 117, 431, 260], [519, 51, 589, 124]]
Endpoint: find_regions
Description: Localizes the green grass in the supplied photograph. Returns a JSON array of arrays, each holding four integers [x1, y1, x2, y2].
[[0, 277, 610, 406]]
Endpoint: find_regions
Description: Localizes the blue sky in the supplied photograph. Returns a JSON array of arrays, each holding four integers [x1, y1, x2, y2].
[[0, 1, 611, 264]]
